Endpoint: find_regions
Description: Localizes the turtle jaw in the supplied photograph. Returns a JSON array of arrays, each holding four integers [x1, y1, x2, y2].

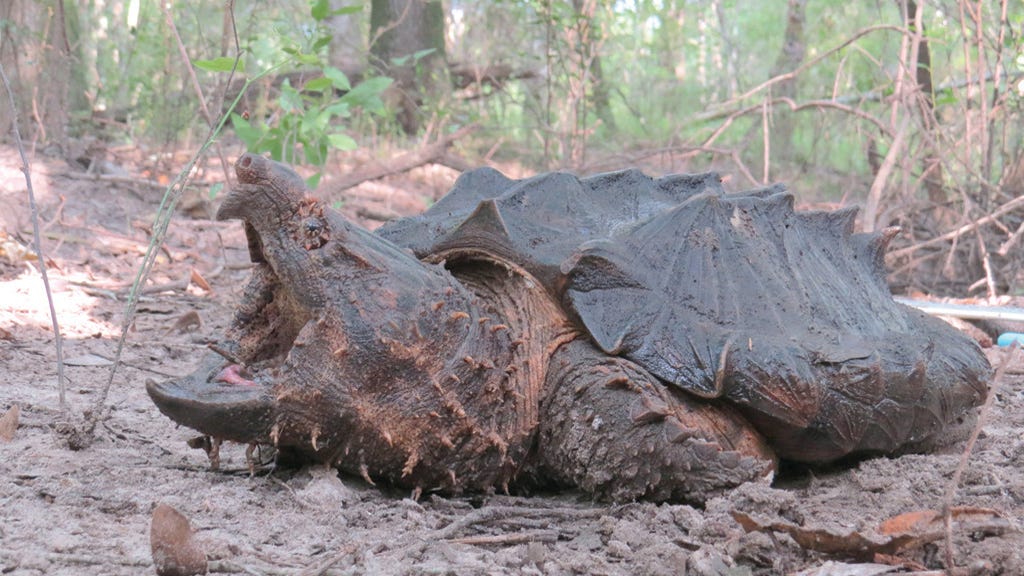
[[147, 353, 276, 445]]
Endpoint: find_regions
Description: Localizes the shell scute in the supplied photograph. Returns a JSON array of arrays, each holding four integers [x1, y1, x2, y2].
[[380, 167, 990, 462]]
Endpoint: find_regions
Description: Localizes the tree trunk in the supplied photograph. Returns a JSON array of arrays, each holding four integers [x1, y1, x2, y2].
[[326, 0, 366, 78], [767, 0, 806, 162], [739, 0, 805, 180], [369, 0, 446, 135], [0, 0, 81, 148], [903, 0, 947, 207]]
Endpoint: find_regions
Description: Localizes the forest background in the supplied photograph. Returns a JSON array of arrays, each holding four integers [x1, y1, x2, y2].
[[2, 0, 1023, 297]]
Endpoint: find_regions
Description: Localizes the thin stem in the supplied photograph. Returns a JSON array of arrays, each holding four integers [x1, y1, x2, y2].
[[160, 1, 235, 189], [84, 8, 290, 440], [0, 60, 67, 413]]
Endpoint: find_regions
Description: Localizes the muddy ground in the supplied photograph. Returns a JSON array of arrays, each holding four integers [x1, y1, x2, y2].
[[0, 144, 1022, 575]]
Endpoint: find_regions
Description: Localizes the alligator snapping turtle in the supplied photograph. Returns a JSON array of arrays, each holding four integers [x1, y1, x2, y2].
[[148, 153, 990, 502]]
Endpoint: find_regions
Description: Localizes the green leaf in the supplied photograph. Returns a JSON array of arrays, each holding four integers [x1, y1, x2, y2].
[[412, 48, 436, 61], [194, 56, 238, 72], [935, 92, 958, 107], [300, 106, 324, 133], [331, 5, 362, 16], [279, 82, 303, 112], [324, 66, 351, 91], [312, 36, 331, 52], [328, 132, 358, 151], [311, 0, 329, 21], [296, 53, 321, 66], [267, 138, 283, 162], [324, 101, 351, 117], [303, 77, 333, 93], [340, 76, 393, 114], [304, 139, 326, 166], [306, 173, 323, 189], [231, 113, 263, 148], [207, 182, 224, 200], [316, 140, 329, 164]]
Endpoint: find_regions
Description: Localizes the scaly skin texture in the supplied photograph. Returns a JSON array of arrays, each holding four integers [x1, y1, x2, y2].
[[149, 153, 989, 503], [149, 154, 774, 500]]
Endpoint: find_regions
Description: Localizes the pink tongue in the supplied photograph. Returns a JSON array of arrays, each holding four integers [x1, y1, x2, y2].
[[215, 364, 257, 386]]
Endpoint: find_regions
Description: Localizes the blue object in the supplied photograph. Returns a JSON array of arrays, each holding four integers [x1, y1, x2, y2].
[[996, 333, 1024, 347]]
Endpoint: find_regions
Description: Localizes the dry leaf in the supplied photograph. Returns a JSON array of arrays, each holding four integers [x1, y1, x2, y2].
[[876, 509, 940, 535], [0, 231, 36, 264], [0, 404, 20, 441], [189, 268, 211, 292], [732, 507, 1009, 559], [166, 311, 202, 335], [150, 503, 207, 576], [877, 507, 1005, 536]]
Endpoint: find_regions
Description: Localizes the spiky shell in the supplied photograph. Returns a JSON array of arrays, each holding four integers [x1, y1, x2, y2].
[[379, 168, 990, 462]]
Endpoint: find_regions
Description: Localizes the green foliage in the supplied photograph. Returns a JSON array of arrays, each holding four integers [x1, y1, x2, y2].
[[199, 2, 392, 186], [228, 68, 390, 176], [193, 57, 240, 73], [66, 0, 1024, 207]]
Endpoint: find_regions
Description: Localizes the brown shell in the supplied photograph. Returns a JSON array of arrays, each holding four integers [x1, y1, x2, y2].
[[379, 168, 990, 461]]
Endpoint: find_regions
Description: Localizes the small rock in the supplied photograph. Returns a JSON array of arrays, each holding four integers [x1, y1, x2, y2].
[[523, 541, 546, 566], [606, 539, 631, 558], [296, 465, 356, 508], [687, 547, 750, 576]]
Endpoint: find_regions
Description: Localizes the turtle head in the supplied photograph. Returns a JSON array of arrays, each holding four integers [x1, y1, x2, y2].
[[216, 153, 308, 222], [148, 154, 483, 454]]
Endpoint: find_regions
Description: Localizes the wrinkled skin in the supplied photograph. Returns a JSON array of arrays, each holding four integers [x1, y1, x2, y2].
[[148, 154, 990, 503]]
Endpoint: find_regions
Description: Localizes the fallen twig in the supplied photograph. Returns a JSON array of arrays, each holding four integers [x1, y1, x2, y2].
[[295, 544, 358, 576], [322, 124, 479, 195], [888, 193, 1024, 260], [433, 504, 605, 541], [61, 171, 167, 190], [43, 228, 174, 260], [446, 530, 559, 546], [733, 506, 1009, 560], [43, 552, 149, 568], [354, 206, 401, 222]]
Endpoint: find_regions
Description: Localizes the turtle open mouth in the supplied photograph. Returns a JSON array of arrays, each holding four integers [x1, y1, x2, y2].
[[147, 206, 309, 444], [146, 354, 275, 444]]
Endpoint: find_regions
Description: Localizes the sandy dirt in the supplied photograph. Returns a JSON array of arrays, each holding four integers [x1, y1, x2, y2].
[[0, 144, 1022, 575]]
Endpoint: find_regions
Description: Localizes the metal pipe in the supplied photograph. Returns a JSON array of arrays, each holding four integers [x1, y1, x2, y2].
[[894, 297, 1024, 323]]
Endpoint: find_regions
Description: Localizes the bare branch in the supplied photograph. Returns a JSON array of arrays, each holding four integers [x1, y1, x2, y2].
[[0, 59, 67, 413], [694, 24, 909, 123]]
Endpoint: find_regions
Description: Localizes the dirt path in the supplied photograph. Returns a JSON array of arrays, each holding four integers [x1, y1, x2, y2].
[[0, 146, 1021, 575]]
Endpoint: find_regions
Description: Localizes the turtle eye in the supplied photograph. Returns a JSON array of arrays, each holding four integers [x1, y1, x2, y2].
[[297, 216, 329, 249], [303, 217, 323, 234]]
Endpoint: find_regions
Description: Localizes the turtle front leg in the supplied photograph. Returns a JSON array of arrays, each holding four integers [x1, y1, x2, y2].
[[535, 339, 776, 503]]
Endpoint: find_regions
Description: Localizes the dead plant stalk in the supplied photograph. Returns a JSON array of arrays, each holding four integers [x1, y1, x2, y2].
[[0, 60, 67, 413], [942, 342, 1018, 570]]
